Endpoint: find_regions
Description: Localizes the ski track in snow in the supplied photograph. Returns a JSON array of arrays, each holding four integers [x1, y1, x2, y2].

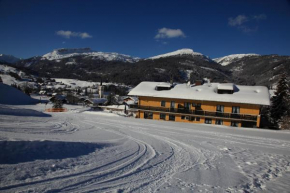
[[0, 105, 290, 192]]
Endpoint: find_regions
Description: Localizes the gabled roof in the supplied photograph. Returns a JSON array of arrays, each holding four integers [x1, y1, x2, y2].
[[128, 81, 270, 106], [84, 98, 108, 104]]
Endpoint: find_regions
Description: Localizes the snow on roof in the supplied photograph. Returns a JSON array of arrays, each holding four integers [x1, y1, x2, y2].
[[217, 83, 234, 90], [128, 81, 270, 106], [85, 98, 108, 104], [156, 83, 172, 88]]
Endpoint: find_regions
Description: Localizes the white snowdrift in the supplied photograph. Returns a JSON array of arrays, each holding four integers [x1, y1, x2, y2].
[[0, 104, 289, 192], [0, 83, 38, 105]]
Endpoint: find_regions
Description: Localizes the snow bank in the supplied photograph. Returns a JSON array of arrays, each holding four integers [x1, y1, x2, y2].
[[0, 83, 38, 105], [0, 140, 108, 164]]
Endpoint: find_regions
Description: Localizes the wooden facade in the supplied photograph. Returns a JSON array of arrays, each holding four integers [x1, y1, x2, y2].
[[133, 96, 262, 128]]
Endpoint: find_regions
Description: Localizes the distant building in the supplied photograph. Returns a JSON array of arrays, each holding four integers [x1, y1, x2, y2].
[[123, 96, 138, 105], [128, 81, 270, 128], [84, 98, 108, 107]]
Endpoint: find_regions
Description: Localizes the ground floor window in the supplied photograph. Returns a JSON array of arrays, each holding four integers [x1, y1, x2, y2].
[[181, 115, 189, 120], [144, 112, 153, 119], [190, 116, 195, 121], [231, 121, 239, 127], [160, 113, 166, 120], [215, 119, 223, 125], [205, 118, 212, 124], [169, 114, 175, 121], [196, 117, 200, 121]]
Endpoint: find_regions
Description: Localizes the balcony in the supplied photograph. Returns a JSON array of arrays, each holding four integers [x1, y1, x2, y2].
[[129, 105, 258, 121]]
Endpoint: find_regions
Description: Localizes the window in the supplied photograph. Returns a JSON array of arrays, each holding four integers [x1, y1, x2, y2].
[[170, 101, 175, 109], [196, 103, 201, 109], [169, 114, 175, 121], [215, 119, 223, 125], [160, 113, 166, 120], [196, 117, 200, 121], [232, 106, 240, 114], [184, 102, 190, 110], [181, 115, 189, 120], [144, 112, 153, 119], [216, 105, 224, 112], [192, 103, 196, 107], [205, 118, 212, 124], [231, 121, 239, 127], [161, 101, 166, 107], [190, 116, 195, 121], [217, 89, 233, 94]]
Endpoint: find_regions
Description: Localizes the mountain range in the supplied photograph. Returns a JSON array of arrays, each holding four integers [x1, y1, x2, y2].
[[1, 48, 289, 87], [0, 54, 21, 64]]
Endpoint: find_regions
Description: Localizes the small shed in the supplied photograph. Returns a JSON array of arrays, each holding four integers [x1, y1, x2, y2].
[[123, 96, 138, 105]]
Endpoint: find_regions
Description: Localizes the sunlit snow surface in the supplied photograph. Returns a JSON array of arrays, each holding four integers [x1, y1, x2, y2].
[[42, 48, 140, 63], [213, 54, 260, 66], [0, 104, 290, 192]]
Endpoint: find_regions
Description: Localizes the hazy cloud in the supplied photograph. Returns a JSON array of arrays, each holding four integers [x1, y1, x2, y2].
[[228, 15, 248, 26], [228, 14, 266, 33], [56, 30, 92, 39], [253, 14, 267, 21], [155, 28, 186, 39]]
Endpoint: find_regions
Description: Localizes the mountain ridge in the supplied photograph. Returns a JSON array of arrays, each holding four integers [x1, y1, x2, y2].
[[0, 54, 21, 64], [42, 48, 140, 63]]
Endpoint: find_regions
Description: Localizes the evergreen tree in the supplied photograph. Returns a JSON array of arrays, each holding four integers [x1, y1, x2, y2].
[[270, 73, 290, 127], [53, 99, 63, 109]]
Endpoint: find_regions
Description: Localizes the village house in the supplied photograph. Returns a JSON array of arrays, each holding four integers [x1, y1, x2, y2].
[[128, 81, 270, 128], [84, 98, 108, 107]]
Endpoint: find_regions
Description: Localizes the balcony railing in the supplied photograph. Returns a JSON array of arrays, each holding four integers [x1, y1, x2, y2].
[[129, 105, 257, 121]]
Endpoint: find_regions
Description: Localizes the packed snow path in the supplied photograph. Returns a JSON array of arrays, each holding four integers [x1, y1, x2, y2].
[[0, 105, 290, 192]]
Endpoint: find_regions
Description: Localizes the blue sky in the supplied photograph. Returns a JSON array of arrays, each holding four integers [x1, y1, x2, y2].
[[0, 0, 290, 59]]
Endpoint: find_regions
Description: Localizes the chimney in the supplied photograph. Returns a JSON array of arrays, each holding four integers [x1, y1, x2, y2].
[[170, 74, 173, 85]]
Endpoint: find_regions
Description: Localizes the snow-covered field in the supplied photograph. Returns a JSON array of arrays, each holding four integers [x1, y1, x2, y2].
[[0, 104, 290, 192]]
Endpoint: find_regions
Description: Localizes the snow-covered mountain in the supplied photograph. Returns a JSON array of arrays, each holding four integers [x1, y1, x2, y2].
[[213, 54, 260, 66], [0, 54, 21, 64], [149, 49, 210, 60], [42, 48, 140, 63]]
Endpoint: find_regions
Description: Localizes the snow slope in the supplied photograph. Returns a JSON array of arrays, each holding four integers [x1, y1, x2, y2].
[[0, 104, 289, 192], [213, 54, 260, 66], [42, 48, 140, 63], [0, 83, 38, 105], [149, 49, 210, 60], [0, 54, 20, 64]]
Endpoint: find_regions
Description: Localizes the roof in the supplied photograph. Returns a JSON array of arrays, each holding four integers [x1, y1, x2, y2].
[[84, 98, 108, 104], [128, 81, 270, 106]]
